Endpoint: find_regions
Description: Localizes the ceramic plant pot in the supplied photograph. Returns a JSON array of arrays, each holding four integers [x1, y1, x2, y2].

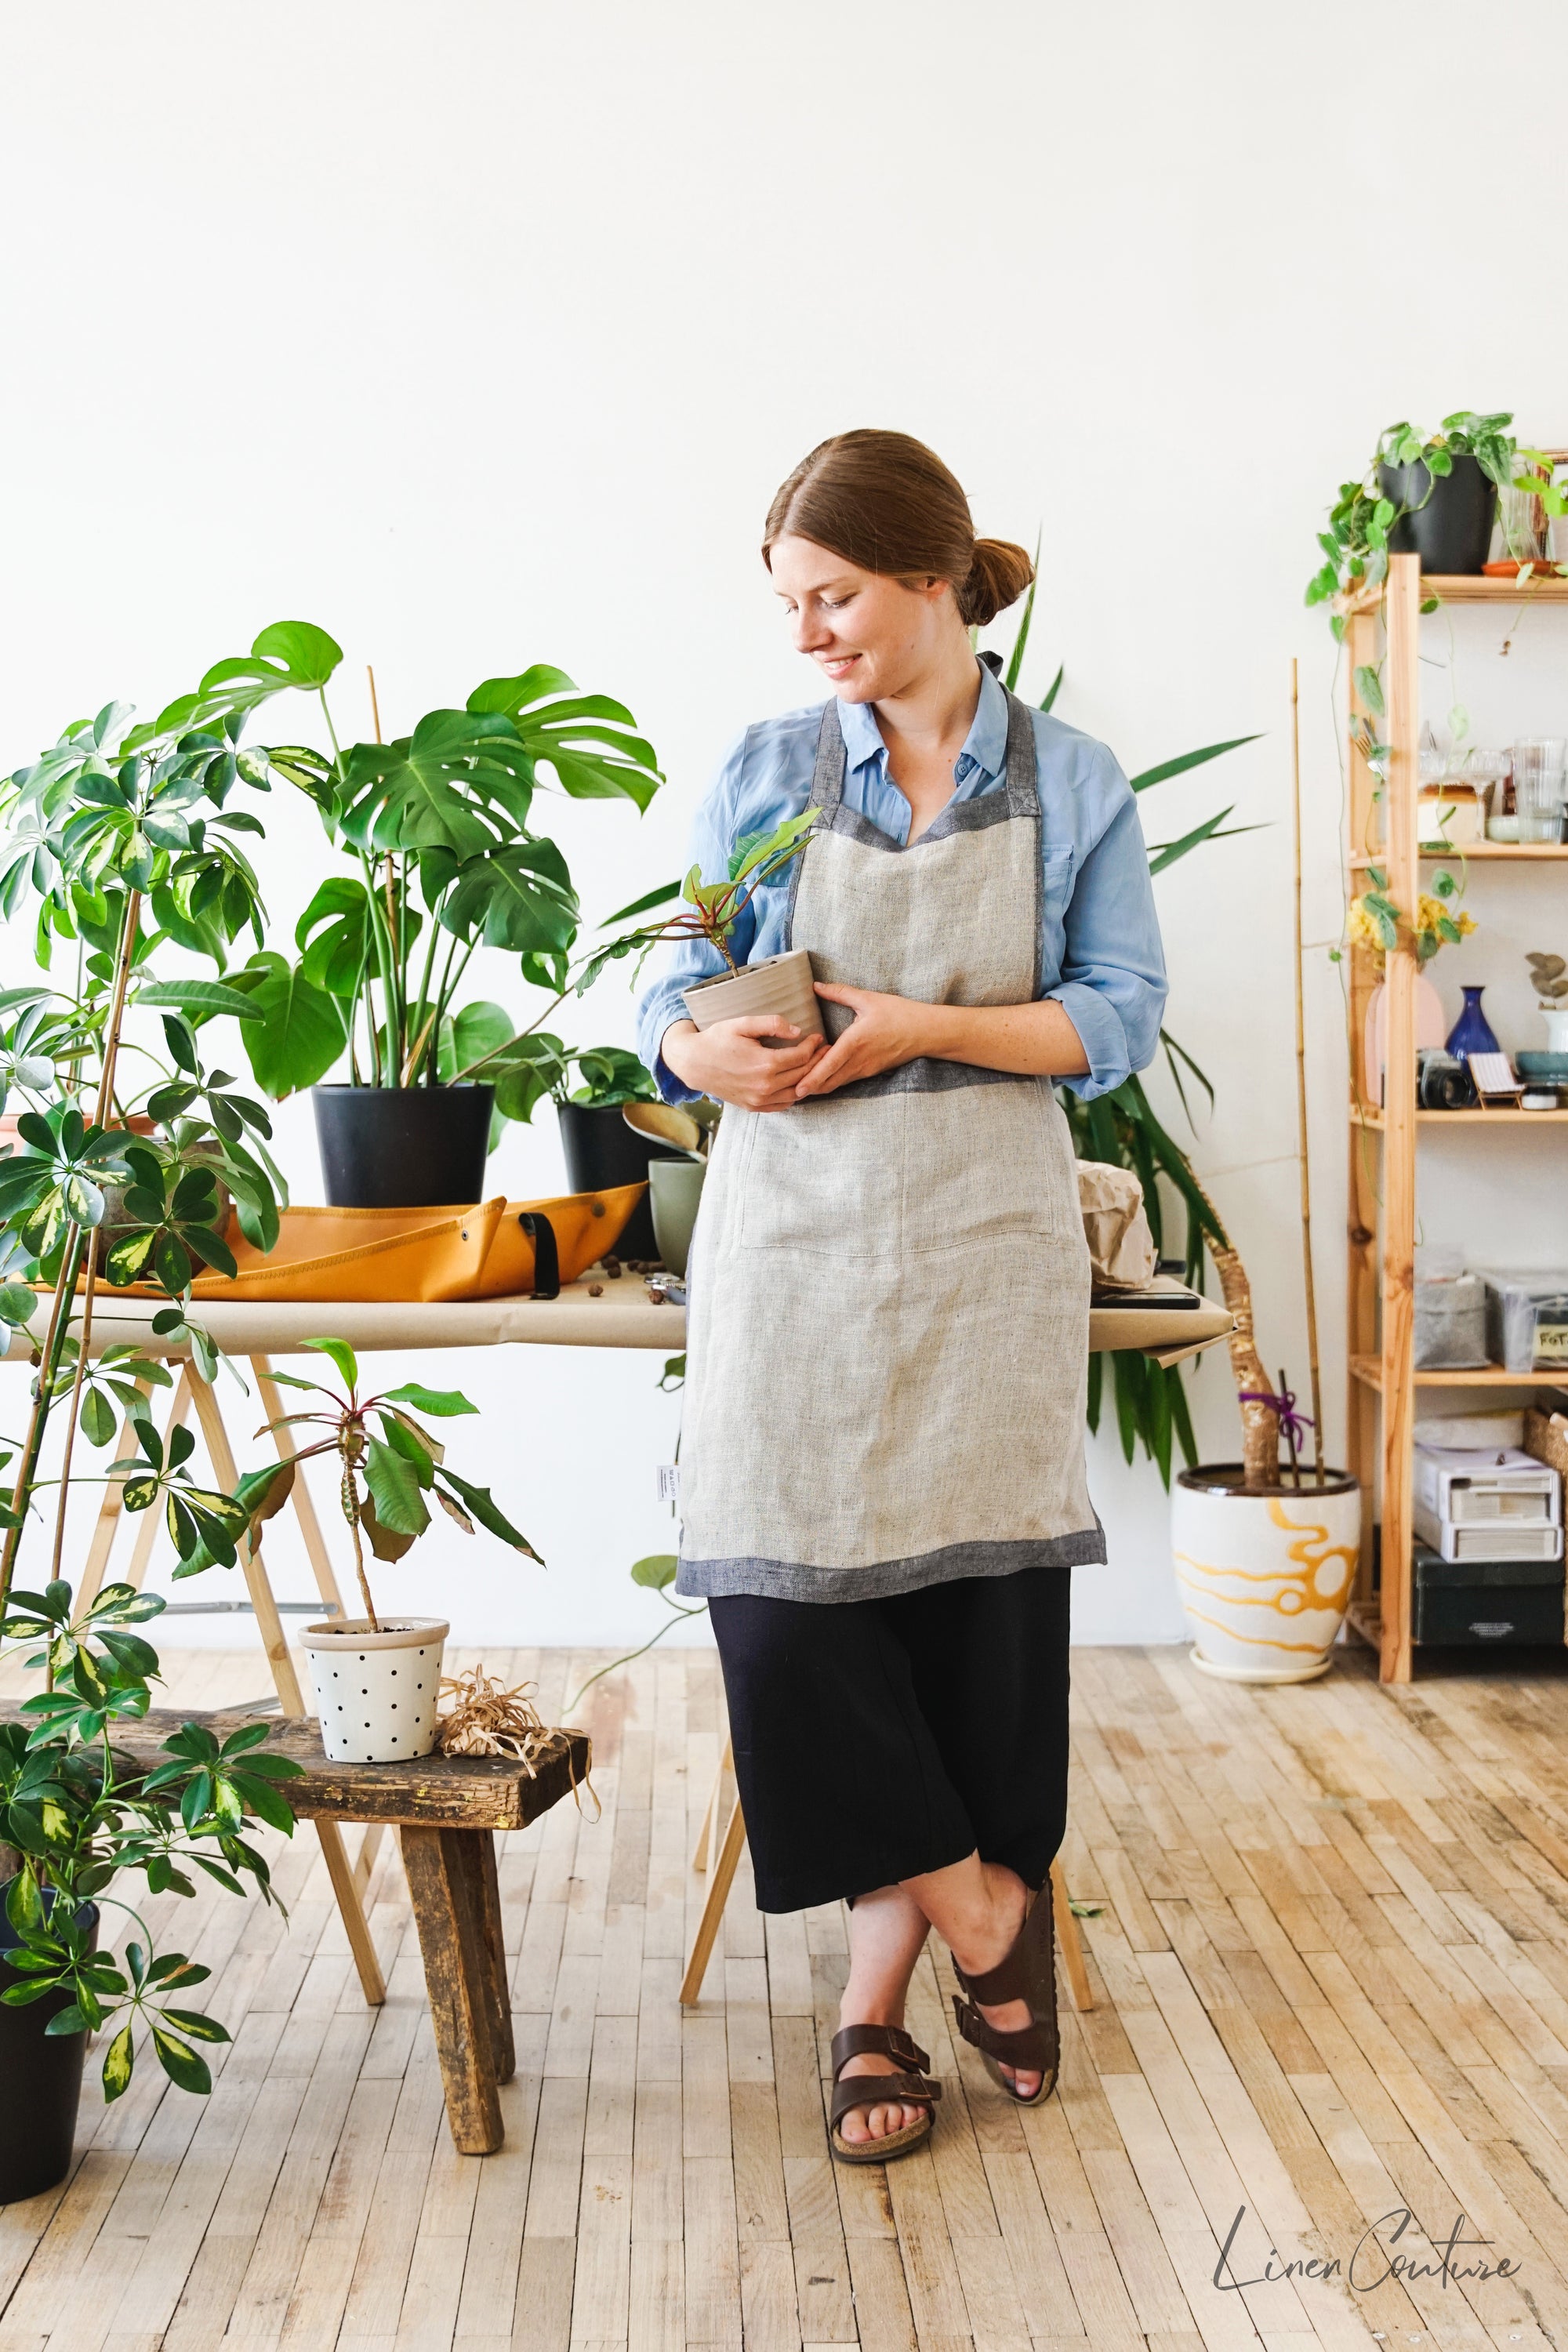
[[1171, 1466, 1361, 1683], [684, 949, 824, 1045], [557, 1103, 684, 1261], [0, 1889, 98, 2202], [648, 1157, 706, 1277], [312, 1085, 495, 1210], [300, 1617, 450, 1761], [1541, 1008, 1568, 1055]]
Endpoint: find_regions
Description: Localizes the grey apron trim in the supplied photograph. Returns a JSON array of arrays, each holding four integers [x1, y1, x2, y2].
[[785, 683, 1044, 1098], [677, 1525, 1106, 1604]]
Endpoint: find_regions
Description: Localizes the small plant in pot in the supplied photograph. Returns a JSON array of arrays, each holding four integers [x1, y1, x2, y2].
[[549, 1044, 673, 1263], [1306, 412, 1563, 617], [246, 1338, 542, 1762], [0, 1579, 303, 2201], [578, 809, 823, 1043]]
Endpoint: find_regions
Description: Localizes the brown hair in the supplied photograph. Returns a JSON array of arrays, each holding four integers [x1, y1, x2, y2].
[[762, 429, 1034, 628]]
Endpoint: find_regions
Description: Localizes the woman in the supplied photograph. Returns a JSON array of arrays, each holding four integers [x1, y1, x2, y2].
[[637, 430, 1166, 2161]]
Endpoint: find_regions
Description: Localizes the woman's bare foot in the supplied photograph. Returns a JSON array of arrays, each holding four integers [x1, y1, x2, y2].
[[836, 1884, 934, 2145]]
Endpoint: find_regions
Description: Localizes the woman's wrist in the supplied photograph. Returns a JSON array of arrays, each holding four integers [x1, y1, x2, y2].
[[660, 1018, 704, 1087]]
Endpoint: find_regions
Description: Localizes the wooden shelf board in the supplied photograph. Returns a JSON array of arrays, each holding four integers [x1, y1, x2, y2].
[[1352, 1105, 1568, 1128], [1350, 1353, 1564, 1392], [1344, 1601, 1382, 1650], [1348, 844, 1568, 866], [1341, 572, 1568, 615]]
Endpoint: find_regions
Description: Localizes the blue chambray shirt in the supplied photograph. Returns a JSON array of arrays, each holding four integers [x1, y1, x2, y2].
[[635, 661, 1167, 1103]]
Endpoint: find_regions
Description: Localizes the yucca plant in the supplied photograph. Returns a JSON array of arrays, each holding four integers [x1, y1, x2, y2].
[[995, 580, 1265, 1486]]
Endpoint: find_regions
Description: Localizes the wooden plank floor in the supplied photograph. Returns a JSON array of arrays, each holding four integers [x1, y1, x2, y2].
[[4, 1639, 1568, 2350]]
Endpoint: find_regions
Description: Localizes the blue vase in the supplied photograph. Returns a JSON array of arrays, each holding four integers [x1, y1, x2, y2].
[[1446, 985, 1500, 1060]]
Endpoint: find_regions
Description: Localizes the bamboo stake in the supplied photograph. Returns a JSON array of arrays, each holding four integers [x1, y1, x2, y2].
[[1290, 658, 1327, 1484]]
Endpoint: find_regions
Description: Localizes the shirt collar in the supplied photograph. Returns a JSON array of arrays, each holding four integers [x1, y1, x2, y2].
[[834, 658, 1009, 786]]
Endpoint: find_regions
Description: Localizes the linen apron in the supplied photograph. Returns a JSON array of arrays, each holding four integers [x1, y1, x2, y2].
[[677, 688, 1104, 1602]]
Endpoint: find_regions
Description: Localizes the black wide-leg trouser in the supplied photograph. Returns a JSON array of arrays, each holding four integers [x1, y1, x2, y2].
[[708, 1562, 1071, 1915]]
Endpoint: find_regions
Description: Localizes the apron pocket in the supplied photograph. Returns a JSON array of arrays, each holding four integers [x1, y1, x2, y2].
[[903, 1080, 1072, 1258], [739, 1095, 906, 1261]]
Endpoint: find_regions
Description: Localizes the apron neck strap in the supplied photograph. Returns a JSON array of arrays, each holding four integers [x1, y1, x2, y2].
[[809, 698, 848, 811], [1001, 688, 1040, 820]]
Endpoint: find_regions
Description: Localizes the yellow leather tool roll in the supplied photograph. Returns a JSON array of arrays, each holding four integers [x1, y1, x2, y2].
[[172, 1185, 645, 1305]]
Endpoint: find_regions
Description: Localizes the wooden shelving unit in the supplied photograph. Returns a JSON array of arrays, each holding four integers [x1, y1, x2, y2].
[[1343, 552, 1568, 1682]]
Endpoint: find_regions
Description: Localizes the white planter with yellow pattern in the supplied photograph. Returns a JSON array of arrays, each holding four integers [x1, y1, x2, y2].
[[1172, 1466, 1361, 1682]]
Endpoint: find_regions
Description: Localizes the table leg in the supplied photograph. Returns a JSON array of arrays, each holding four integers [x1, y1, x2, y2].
[[401, 1826, 506, 2154], [315, 1818, 387, 2006], [680, 1784, 746, 2008], [1050, 1857, 1093, 2013], [470, 1829, 514, 2083]]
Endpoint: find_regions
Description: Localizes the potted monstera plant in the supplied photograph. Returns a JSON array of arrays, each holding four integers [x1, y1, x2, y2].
[[218, 651, 663, 1208]]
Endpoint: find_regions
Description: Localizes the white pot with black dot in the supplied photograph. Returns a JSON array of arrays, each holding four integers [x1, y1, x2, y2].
[[299, 1617, 450, 1762]]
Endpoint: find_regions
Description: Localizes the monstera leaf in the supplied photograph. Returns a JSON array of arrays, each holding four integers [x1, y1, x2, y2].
[[336, 712, 536, 859], [438, 838, 579, 953], [466, 666, 661, 810], [151, 623, 344, 739], [226, 952, 347, 1098]]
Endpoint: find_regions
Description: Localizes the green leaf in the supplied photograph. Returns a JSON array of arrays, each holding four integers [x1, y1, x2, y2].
[[364, 1437, 430, 1537], [227, 953, 347, 1098], [438, 840, 579, 954], [303, 1335, 358, 1392], [339, 711, 537, 858], [172, 622, 345, 732], [1354, 665, 1385, 718], [630, 1554, 679, 1591], [79, 1386, 118, 1446], [436, 1467, 542, 1561], [381, 1383, 477, 1417], [1127, 736, 1261, 794], [445, 1001, 514, 1080], [101, 2024, 134, 2100], [466, 672, 662, 809], [151, 2025, 212, 2095], [133, 980, 266, 1022], [1039, 663, 1064, 714], [1146, 808, 1267, 877]]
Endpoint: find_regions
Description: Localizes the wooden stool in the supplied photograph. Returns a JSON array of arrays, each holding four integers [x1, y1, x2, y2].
[[680, 1736, 1094, 2013], [78, 1706, 591, 2154]]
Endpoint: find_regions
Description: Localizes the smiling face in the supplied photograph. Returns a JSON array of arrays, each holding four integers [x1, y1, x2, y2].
[[768, 534, 961, 705]]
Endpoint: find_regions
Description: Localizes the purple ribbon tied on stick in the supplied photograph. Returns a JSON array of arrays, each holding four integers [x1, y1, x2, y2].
[[1239, 1388, 1315, 1450]]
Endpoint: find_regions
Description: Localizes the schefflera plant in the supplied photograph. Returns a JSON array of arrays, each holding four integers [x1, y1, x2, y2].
[[243, 1339, 542, 1627]]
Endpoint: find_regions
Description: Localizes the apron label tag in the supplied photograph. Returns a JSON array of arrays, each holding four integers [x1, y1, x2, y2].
[[657, 1464, 682, 1505]]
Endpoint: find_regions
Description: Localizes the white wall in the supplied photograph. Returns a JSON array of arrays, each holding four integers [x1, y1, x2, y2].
[[4, 0, 1568, 1650]]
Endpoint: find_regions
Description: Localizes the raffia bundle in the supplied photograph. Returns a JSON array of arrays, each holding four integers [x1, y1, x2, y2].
[[434, 1667, 587, 1791]]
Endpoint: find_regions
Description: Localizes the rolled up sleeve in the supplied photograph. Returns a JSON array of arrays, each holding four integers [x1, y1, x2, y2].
[[1048, 772, 1167, 1101], [635, 733, 759, 1105]]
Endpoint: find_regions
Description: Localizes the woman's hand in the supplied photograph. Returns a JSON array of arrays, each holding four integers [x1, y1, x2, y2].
[[661, 1015, 826, 1111], [791, 984, 937, 1099]]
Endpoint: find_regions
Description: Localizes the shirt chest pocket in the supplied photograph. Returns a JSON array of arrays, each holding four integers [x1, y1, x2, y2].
[[1037, 843, 1076, 987]]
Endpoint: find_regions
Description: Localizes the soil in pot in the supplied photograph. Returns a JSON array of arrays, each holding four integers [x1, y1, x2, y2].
[[0, 1889, 99, 2202], [684, 949, 824, 1044], [312, 1085, 495, 1209], [557, 1104, 684, 1261], [1379, 451, 1497, 575], [300, 1617, 450, 1762]]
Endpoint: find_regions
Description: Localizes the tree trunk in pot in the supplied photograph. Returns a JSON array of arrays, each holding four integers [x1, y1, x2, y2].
[[1190, 1173, 1279, 1492]]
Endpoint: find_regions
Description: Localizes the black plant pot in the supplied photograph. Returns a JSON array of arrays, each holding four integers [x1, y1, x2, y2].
[[312, 1084, 495, 1209], [1379, 451, 1497, 575], [557, 1103, 684, 1262], [0, 1889, 98, 2203]]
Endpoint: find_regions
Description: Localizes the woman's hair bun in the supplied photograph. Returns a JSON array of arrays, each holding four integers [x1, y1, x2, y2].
[[960, 538, 1035, 628]]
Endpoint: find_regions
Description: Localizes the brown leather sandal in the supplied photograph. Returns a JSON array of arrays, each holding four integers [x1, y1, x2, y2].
[[828, 2024, 942, 2165], [949, 1876, 1060, 2106]]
